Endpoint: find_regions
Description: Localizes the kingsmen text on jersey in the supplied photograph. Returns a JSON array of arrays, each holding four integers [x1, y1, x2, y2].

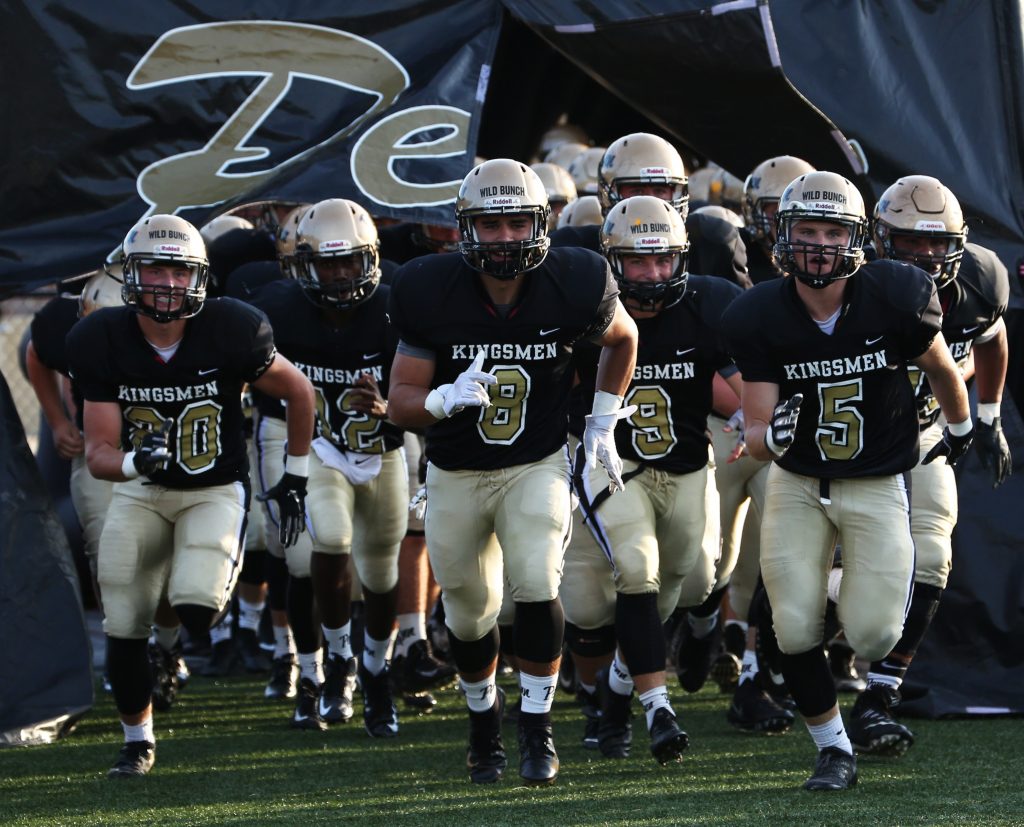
[[389, 248, 618, 470], [724, 260, 941, 478], [576, 275, 741, 472], [67, 298, 276, 488], [911, 243, 1009, 428], [247, 279, 403, 454]]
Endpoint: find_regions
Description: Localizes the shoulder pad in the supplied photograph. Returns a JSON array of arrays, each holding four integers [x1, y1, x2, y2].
[[859, 259, 935, 316], [959, 243, 1009, 314]]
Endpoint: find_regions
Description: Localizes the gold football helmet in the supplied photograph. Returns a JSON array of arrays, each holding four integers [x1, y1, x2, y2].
[[294, 199, 381, 309], [121, 214, 209, 321], [598, 133, 688, 218], [743, 156, 816, 243]]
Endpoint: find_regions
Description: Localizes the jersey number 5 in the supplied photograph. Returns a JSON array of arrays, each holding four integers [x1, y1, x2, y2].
[[815, 379, 864, 461]]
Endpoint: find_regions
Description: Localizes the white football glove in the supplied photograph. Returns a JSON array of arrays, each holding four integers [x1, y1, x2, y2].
[[409, 484, 428, 521], [583, 391, 638, 493], [424, 351, 497, 419], [765, 393, 803, 458]]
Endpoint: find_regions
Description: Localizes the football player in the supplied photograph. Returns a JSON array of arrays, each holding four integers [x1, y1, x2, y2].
[[530, 162, 578, 230], [843, 175, 1011, 756], [560, 195, 741, 764], [68, 214, 315, 779], [723, 171, 972, 791], [248, 199, 408, 736], [387, 158, 638, 786]]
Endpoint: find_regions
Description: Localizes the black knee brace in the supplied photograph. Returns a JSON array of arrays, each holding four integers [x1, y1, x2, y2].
[[615, 592, 664, 676], [266, 554, 289, 613], [749, 582, 784, 677], [513, 599, 564, 663], [872, 582, 942, 679], [174, 603, 217, 640], [564, 621, 616, 659], [106, 636, 153, 716], [778, 646, 836, 718], [689, 583, 728, 618], [239, 547, 267, 587], [448, 625, 500, 674], [287, 576, 321, 654]]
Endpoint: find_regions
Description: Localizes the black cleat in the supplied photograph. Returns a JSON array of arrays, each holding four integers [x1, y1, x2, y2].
[[107, 740, 155, 779], [265, 654, 298, 700], [675, 620, 723, 693], [394, 639, 457, 692], [558, 647, 576, 695], [518, 718, 559, 785], [237, 628, 272, 674], [848, 684, 914, 757], [360, 662, 399, 737], [169, 641, 190, 690], [596, 669, 632, 759], [648, 707, 688, 765], [149, 644, 179, 712], [290, 677, 328, 731], [578, 688, 600, 750], [803, 746, 858, 791], [727, 678, 795, 734], [402, 690, 437, 712], [200, 639, 241, 677], [828, 641, 867, 693], [320, 654, 357, 723], [467, 687, 507, 784]]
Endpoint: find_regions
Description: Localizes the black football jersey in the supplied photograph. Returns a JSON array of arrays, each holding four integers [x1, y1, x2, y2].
[[67, 298, 276, 488], [247, 280, 403, 454], [224, 260, 284, 300], [911, 243, 1009, 427], [574, 276, 741, 473], [724, 260, 941, 478], [389, 248, 618, 470], [743, 232, 782, 285]]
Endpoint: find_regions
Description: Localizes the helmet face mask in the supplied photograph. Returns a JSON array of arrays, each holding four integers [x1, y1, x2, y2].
[[772, 172, 868, 289], [873, 175, 966, 289], [121, 214, 209, 322], [456, 159, 551, 280], [599, 133, 689, 220], [601, 195, 690, 315], [294, 199, 381, 310]]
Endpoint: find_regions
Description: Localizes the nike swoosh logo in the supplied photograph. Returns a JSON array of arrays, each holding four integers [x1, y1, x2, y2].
[[962, 325, 981, 335], [353, 456, 372, 465], [677, 348, 695, 356], [865, 336, 883, 346], [318, 699, 331, 717], [363, 352, 381, 360], [294, 711, 309, 722], [197, 368, 218, 376], [539, 328, 560, 336]]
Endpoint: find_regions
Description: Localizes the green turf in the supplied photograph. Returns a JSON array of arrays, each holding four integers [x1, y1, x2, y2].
[[2, 673, 1022, 827]]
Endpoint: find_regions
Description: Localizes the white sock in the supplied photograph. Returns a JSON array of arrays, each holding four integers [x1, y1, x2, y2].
[[393, 612, 427, 658], [638, 686, 673, 729], [520, 672, 558, 714], [738, 649, 759, 685], [122, 717, 155, 744], [687, 610, 719, 640], [866, 673, 902, 690], [238, 598, 264, 632], [297, 651, 323, 685], [272, 625, 295, 659], [461, 675, 497, 713], [806, 714, 853, 755], [362, 629, 396, 676], [210, 613, 233, 645], [322, 622, 353, 660], [152, 625, 180, 652], [608, 652, 634, 697]]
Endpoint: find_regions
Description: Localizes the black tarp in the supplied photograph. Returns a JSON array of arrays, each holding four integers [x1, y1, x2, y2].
[[0, 370, 93, 745]]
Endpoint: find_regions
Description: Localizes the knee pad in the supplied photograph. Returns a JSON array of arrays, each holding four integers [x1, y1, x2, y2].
[[615, 592, 664, 676], [174, 603, 217, 640], [239, 547, 267, 587], [564, 622, 616, 659], [513, 599, 564, 663], [106, 636, 153, 716], [448, 625, 500, 674]]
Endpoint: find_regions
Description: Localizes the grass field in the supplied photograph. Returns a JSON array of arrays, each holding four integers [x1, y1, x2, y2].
[[3, 671, 1023, 827]]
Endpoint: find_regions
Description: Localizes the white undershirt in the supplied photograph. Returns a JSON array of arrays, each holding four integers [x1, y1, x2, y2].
[[813, 307, 842, 336], [146, 337, 183, 362]]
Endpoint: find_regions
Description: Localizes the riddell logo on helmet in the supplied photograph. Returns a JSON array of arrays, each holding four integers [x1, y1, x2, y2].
[[482, 197, 521, 209], [153, 244, 184, 254], [639, 166, 669, 177], [915, 220, 947, 231], [320, 239, 353, 251], [636, 236, 669, 249]]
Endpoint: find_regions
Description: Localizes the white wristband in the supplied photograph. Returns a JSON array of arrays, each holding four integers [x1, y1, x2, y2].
[[424, 384, 452, 420], [977, 402, 1000, 425], [591, 390, 624, 417], [948, 418, 973, 437], [121, 451, 140, 480], [285, 454, 309, 476]]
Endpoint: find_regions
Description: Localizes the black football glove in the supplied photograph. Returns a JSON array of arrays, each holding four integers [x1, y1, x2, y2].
[[973, 417, 1012, 487], [133, 421, 172, 475], [765, 393, 803, 458], [257, 472, 308, 548], [922, 424, 974, 469]]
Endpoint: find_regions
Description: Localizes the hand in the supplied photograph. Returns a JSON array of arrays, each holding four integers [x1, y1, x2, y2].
[[257, 472, 308, 547], [52, 419, 85, 460], [723, 408, 745, 462], [133, 421, 172, 475], [427, 351, 497, 418], [764, 393, 803, 458], [583, 404, 638, 493], [922, 423, 974, 469], [409, 484, 427, 521], [973, 418, 1011, 486], [349, 372, 389, 419]]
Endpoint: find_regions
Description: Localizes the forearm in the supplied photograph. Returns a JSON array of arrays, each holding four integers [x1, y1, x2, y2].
[[284, 386, 315, 459], [388, 383, 444, 429], [26, 346, 71, 431], [594, 338, 637, 398], [86, 441, 133, 482], [743, 421, 774, 462], [973, 333, 1007, 406]]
